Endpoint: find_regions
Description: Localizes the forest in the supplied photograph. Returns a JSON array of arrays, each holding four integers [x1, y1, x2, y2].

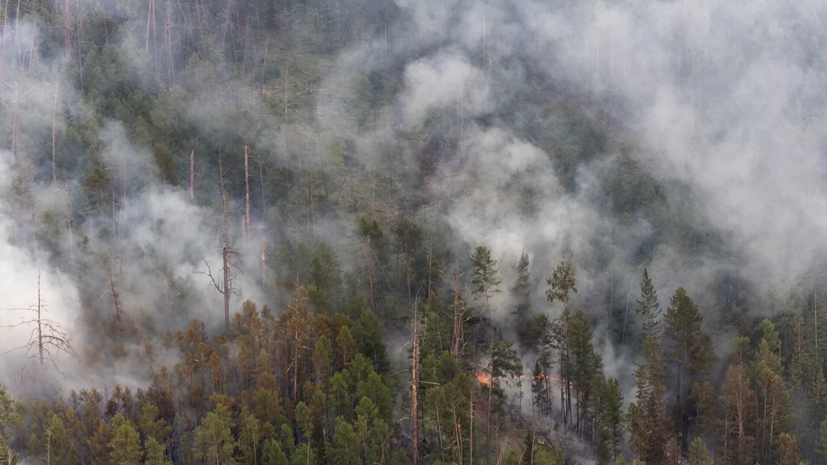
[[0, 0, 827, 464]]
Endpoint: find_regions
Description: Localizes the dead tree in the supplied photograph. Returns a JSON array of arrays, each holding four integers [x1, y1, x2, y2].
[[51, 72, 59, 183], [257, 153, 266, 224], [189, 150, 194, 201], [244, 145, 250, 238], [261, 238, 266, 284], [202, 158, 240, 334], [411, 299, 420, 465], [1, 272, 76, 394], [64, 182, 73, 261], [63, 0, 70, 55], [107, 255, 124, 329]]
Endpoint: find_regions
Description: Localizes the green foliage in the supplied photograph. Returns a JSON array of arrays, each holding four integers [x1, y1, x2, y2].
[[512, 251, 531, 338], [635, 268, 661, 341], [353, 308, 390, 376], [547, 253, 577, 307], [153, 143, 179, 186], [470, 246, 501, 312], [330, 417, 359, 465], [688, 437, 712, 465], [110, 414, 142, 465], [628, 337, 669, 465], [144, 436, 172, 465], [194, 403, 236, 465], [262, 439, 288, 465]]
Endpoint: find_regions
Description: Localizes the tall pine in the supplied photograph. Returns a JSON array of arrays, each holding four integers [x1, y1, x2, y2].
[[636, 268, 661, 341]]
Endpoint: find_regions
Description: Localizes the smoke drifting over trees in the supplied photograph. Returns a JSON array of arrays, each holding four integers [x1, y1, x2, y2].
[[0, 0, 826, 463]]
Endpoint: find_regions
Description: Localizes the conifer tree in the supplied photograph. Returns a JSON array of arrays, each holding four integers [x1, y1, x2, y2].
[[721, 364, 756, 465], [635, 268, 661, 341], [110, 414, 141, 465], [817, 417, 827, 464], [547, 255, 578, 430], [628, 336, 669, 464], [688, 437, 712, 465], [664, 287, 713, 450], [145, 437, 172, 465], [546, 252, 577, 308], [512, 251, 531, 340], [262, 439, 288, 465], [195, 403, 236, 465], [470, 246, 501, 315]]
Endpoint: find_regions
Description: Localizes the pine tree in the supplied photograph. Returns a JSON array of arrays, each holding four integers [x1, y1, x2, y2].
[[110, 414, 141, 465], [721, 364, 755, 465], [546, 254, 577, 308], [603, 377, 624, 462], [330, 417, 360, 465], [262, 439, 288, 465], [635, 268, 661, 341], [817, 417, 827, 464], [628, 336, 668, 464], [777, 433, 800, 465], [512, 252, 531, 340], [237, 408, 262, 465], [569, 309, 603, 436], [753, 319, 793, 464], [532, 313, 554, 428], [470, 246, 501, 314], [688, 437, 712, 465], [144, 437, 172, 465], [663, 287, 713, 450], [194, 403, 236, 465], [0, 387, 21, 465]]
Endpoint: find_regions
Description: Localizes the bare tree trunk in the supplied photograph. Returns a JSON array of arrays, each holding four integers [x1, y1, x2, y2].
[[363, 243, 376, 313], [258, 153, 266, 224], [76, 0, 83, 89], [451, 277, 465, 360], [145, 0, 152, 53], [37, 273, 46, 393], [1, 0, 6, 90], [308, 184, 314, 231], [426, 247, 433, 301], [220, 161, 231, 334], [189, 150, 194, 201], [11, 81, 19, 159], [121, 156, 127, 215], [101, 0, 108, 44], [244, 145, 250, 238], [469, 388, 474, 465], [108, 260, 124, 327], [261, 238, 266, 284], [412, 301, 420, 465], [815, 261, 819, 360], [452, 403, 462, 465], [151, 0, 158, 71], [63, 0, 70, 55], [283, 64, 288, 117], [65, 182, 73, 261], [165, 0, 172, 84], [52, 74, 59, 183], [486, 335, 493, 465]]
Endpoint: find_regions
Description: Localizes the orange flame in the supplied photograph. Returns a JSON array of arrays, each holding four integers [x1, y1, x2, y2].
[[474, 373, 573, 389]]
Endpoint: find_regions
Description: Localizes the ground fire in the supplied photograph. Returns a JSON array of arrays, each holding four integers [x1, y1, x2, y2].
[[475, 373, 572, 388]]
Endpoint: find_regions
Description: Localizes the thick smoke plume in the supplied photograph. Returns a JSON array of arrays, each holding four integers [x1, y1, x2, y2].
[[0, 0, 824, 404]]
